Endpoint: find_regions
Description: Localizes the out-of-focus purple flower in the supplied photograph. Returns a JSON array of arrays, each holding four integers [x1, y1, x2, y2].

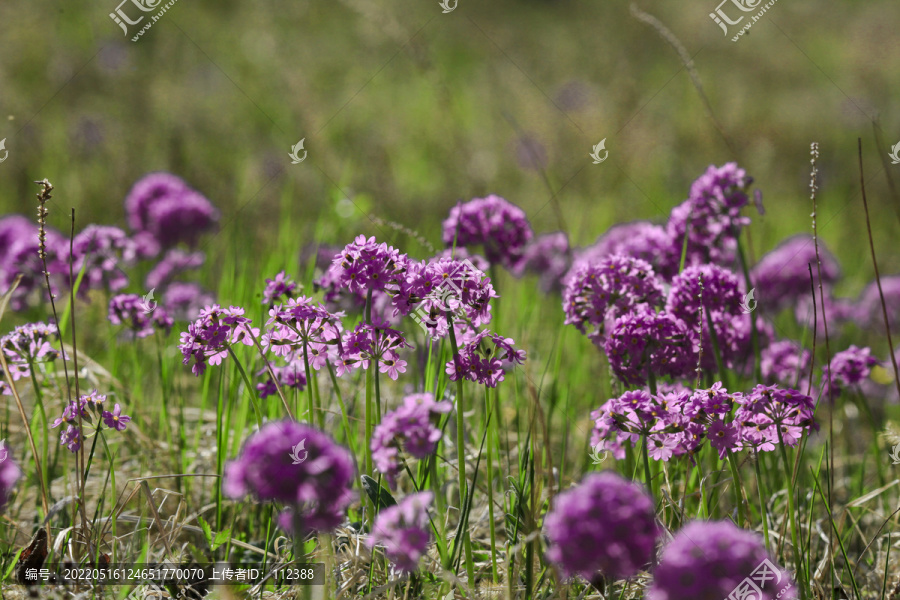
[[750, 234, 841, 314], [124, 172, 219, 249], [605, 309, 695, 386], [372, 393, 452, 487], [130, 231, 161, 260], [761, 340, 811, 388], [442, 195, 534, 271], [1, 322, 65, 396], [666, 163, 753, 269], [793, 291, 854, 339], [367, 491, 433, 573], [108, 294, 174, 338], [571, 221, 678, 281], [64, 225, 137, 296], [102, 403, 131, 431], [820, 345, 878, 399], [0, 441, 22, 513], [223, 421, 355, 536], [262, 270, 299, 305], [145, 249, 205, 290], [647, 520, 795, 600], [162, 282, 215, 321], [563, 255, 665, 346], [544, 472, 659, 581], [178, 305, 259, 376], [854, 274, 900, 331], [428, 247, 490, 273], [0, 217, 67, 311], [514, 134, 548, 171], [512, 232, 572, 293], [255, 359, 307, 399], [446, 329, 526, 388]]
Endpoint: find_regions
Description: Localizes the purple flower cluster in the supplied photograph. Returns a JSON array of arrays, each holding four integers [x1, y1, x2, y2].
[[648, 520, 795, 600], [64, 225, 137, 296], [512, 232, 572, 293], [145, 249, 205, 290], [605, 309, 695, 386], [163, 282, 216, 321], [124, 172, 219, 250], [0, 322, 65, 396], [0, 441, 21, 514], [562, 255, 665, 346], [367, 491, 433, 573], [262, 270, 300, 305], [760, 340, 811, 388], [572, 221, 677, 281], [446, 329, 526, 388], [371, 393, 452, 487], [750, 234, 840, 314], [108, 294, 174, 338], [328, 235, 407, 295], [820, 344, 878, 399], [223, 421, 354, 536], [854, 275, 900, 331], [178, 305, 259, 376], [441, 195, 534, 271], [50, 391, 131, 453], [255, 359, 307, 399], [544, 471, 659, 580], [335, 321, 410, 380]]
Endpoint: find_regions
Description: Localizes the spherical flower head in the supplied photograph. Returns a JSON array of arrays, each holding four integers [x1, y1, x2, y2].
[[666, 163, 753, 268], [330, 235, 408, 295], [854, 274, 900, 331], [124, 172, 219, 248], [563, 255, 664, 345], [512, 232, 572, 293], [647, 520, 795, 600], [162, 282, 215, 321], [108, 294, 173, 338], [441, 195, 534, 271], [735, 384, 818, 450], [144, 249, 205, 290], [821, 345, 878, 399], [750, 234, 841, 314], [761, 340, 811, 387], [65, 225, 137, 296], [0, 219, 67, 311], [223, 421, 354, 536], [571, 221, 678, 281], [262, 270, 299, 305], [178, 304, 258, 376], [0, 442, 22, 513], [544, 471, 659, 580], [366, 491, 433, 573], [605, 309, 695, 386], [1, 322, 66, 395], [446, 329, 526, 388]]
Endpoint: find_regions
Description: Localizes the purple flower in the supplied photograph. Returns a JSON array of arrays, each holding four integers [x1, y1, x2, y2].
[[0, 322, 65, 396], [571, 221, 678, 281], [563, 255, 665, 346], [647, 520, 795, 600], [262, 296, 343, 362], [162, 282, 216, 321], [735, 384, 818, 451], [0, 217, 67, 311], [124, 172, 219, 248], [367, 491, 433, 573], [605, 309, 695, 386], [0, 441, 22, 513], [544, 472, 659, 580], [255, 359, 307, 399], [853, 274, 900, 331], [442, 195, 534, 271], [335, 321, 411, 380], [820, 345, 878, 399], [750, 234, 841, 314], [262, 270, 299, 305], [178, 305, 259, 376], [328, 235, 408, 296], [108, 294, 173, 338], [666, 163, 753, 268], [64, 225, 137, 296], [144, 249, 205, 290], [512, 232, 572, 293], [102, 403, 132, 431], [223, 421, 355, 536], [760, 340, 811, 388], [371, 393, 452, 487], [446, 329, 526, 388]]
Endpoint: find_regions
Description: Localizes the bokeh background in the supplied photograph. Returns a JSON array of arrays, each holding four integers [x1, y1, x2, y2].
[[1, 0, 899, 309]]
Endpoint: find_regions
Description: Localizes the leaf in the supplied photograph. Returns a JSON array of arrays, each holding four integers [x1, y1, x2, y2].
[[361, 475, 397, 511], [197, 515, 213, 547], [211, 529, 231, 552]]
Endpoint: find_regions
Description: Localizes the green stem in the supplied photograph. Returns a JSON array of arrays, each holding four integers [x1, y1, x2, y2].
[[302, 341, 315, 425], [485, 386, 499, 584], [227, 347, 264, 429], [726, 451, 747, 527], [753, 450, 771, 553], [777, 426, 806, 599]]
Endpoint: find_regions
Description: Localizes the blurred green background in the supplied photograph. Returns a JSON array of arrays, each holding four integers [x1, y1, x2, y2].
[[1, 0, 899, 294]]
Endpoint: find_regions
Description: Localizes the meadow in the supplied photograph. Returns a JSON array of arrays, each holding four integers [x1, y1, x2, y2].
[[1, 0, 900, 598]]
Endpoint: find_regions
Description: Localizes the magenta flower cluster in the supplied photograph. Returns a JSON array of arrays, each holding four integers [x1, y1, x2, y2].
[[366, 491, 433, 573], [50, 391, 131, 453], [442, 194, 534, 270], [0, 322, 66, 396]]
